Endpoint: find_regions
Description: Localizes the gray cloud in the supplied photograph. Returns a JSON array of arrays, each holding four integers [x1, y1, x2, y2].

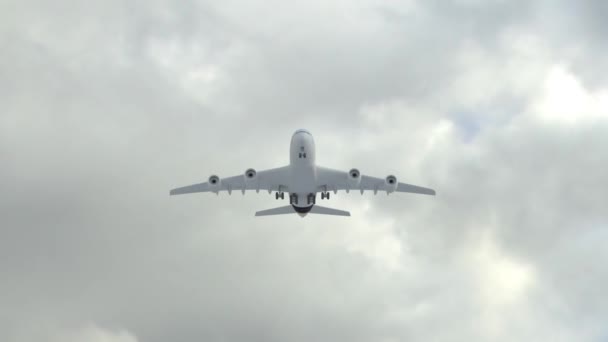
[[1, 0, 607, 341]]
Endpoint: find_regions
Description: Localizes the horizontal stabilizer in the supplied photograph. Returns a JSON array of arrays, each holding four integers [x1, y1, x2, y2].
[[255, 206, 295, 216], [309, 205, 350, 216], [255, 205, 351, 217]]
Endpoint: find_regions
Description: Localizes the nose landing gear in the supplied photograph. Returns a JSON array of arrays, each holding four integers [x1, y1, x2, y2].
[[321, 192, 330, 200], [275, 192, 285, 200]]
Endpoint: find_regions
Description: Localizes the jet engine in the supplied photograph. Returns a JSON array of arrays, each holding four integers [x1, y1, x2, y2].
[[244, 168, 257, 185], [208, 175, 221, 192], [385, 175, 398, 193], [348, 168, 361, 189], [244, 168, 257, 179]]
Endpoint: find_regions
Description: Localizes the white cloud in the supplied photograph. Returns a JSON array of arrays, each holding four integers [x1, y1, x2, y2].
[[534, 65, 608, 123], [55, 325, 138, 342], [320, 200, 403, 272]]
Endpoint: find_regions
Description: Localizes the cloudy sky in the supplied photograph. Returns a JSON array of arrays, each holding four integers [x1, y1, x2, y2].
[[2, 0, 608, 341]]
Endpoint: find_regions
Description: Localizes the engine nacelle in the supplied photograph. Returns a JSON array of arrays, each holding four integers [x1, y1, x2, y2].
[[208, 175, 221, 192], [385, 175, 398, 193], [348, 168, 361, 189], [244, 168, 257, 184]]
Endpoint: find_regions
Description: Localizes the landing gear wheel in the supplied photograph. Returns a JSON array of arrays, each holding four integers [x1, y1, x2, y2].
[[275, 192, 285, 200], [321, 192, 330, 200]]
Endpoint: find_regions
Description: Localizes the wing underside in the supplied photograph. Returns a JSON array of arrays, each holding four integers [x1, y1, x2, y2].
[[170, 166, 290, 195], [315, 166, 436, 196]]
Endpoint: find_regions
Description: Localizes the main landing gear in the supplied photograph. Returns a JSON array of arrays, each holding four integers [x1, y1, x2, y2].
[[278, 192, 326, 203]]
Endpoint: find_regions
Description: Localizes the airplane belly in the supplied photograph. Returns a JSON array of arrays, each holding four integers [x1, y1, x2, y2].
[[289, 167, 316, 193], [288, 165, 316, 208]]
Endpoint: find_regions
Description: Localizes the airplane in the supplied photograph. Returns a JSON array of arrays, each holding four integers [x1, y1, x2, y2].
[[170, 129, 435, 217]]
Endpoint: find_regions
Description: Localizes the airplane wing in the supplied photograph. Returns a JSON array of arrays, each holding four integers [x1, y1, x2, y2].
[[170, 166, 290, 195], [316, 166, 436, 195]]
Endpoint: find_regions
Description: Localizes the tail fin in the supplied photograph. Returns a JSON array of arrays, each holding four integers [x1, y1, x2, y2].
[[255, 205, 295, 216], [309, 205, 350, 216]]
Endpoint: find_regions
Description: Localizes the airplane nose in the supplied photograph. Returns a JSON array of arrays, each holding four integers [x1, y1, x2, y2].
[[294, 129, 311, 136]]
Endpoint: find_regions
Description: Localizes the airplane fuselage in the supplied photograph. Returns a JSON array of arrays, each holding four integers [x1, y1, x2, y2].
[[288, 129, 318, 216]]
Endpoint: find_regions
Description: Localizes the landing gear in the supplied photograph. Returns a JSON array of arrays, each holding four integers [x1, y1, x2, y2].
[[290, 193, 298, 205], [321, 192, 330, 200], [275, 192, 285, 200], [307, 193, 316, 205]]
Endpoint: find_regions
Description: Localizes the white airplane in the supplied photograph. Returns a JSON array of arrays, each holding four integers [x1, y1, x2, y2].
[[170, 129, 435, 217]]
